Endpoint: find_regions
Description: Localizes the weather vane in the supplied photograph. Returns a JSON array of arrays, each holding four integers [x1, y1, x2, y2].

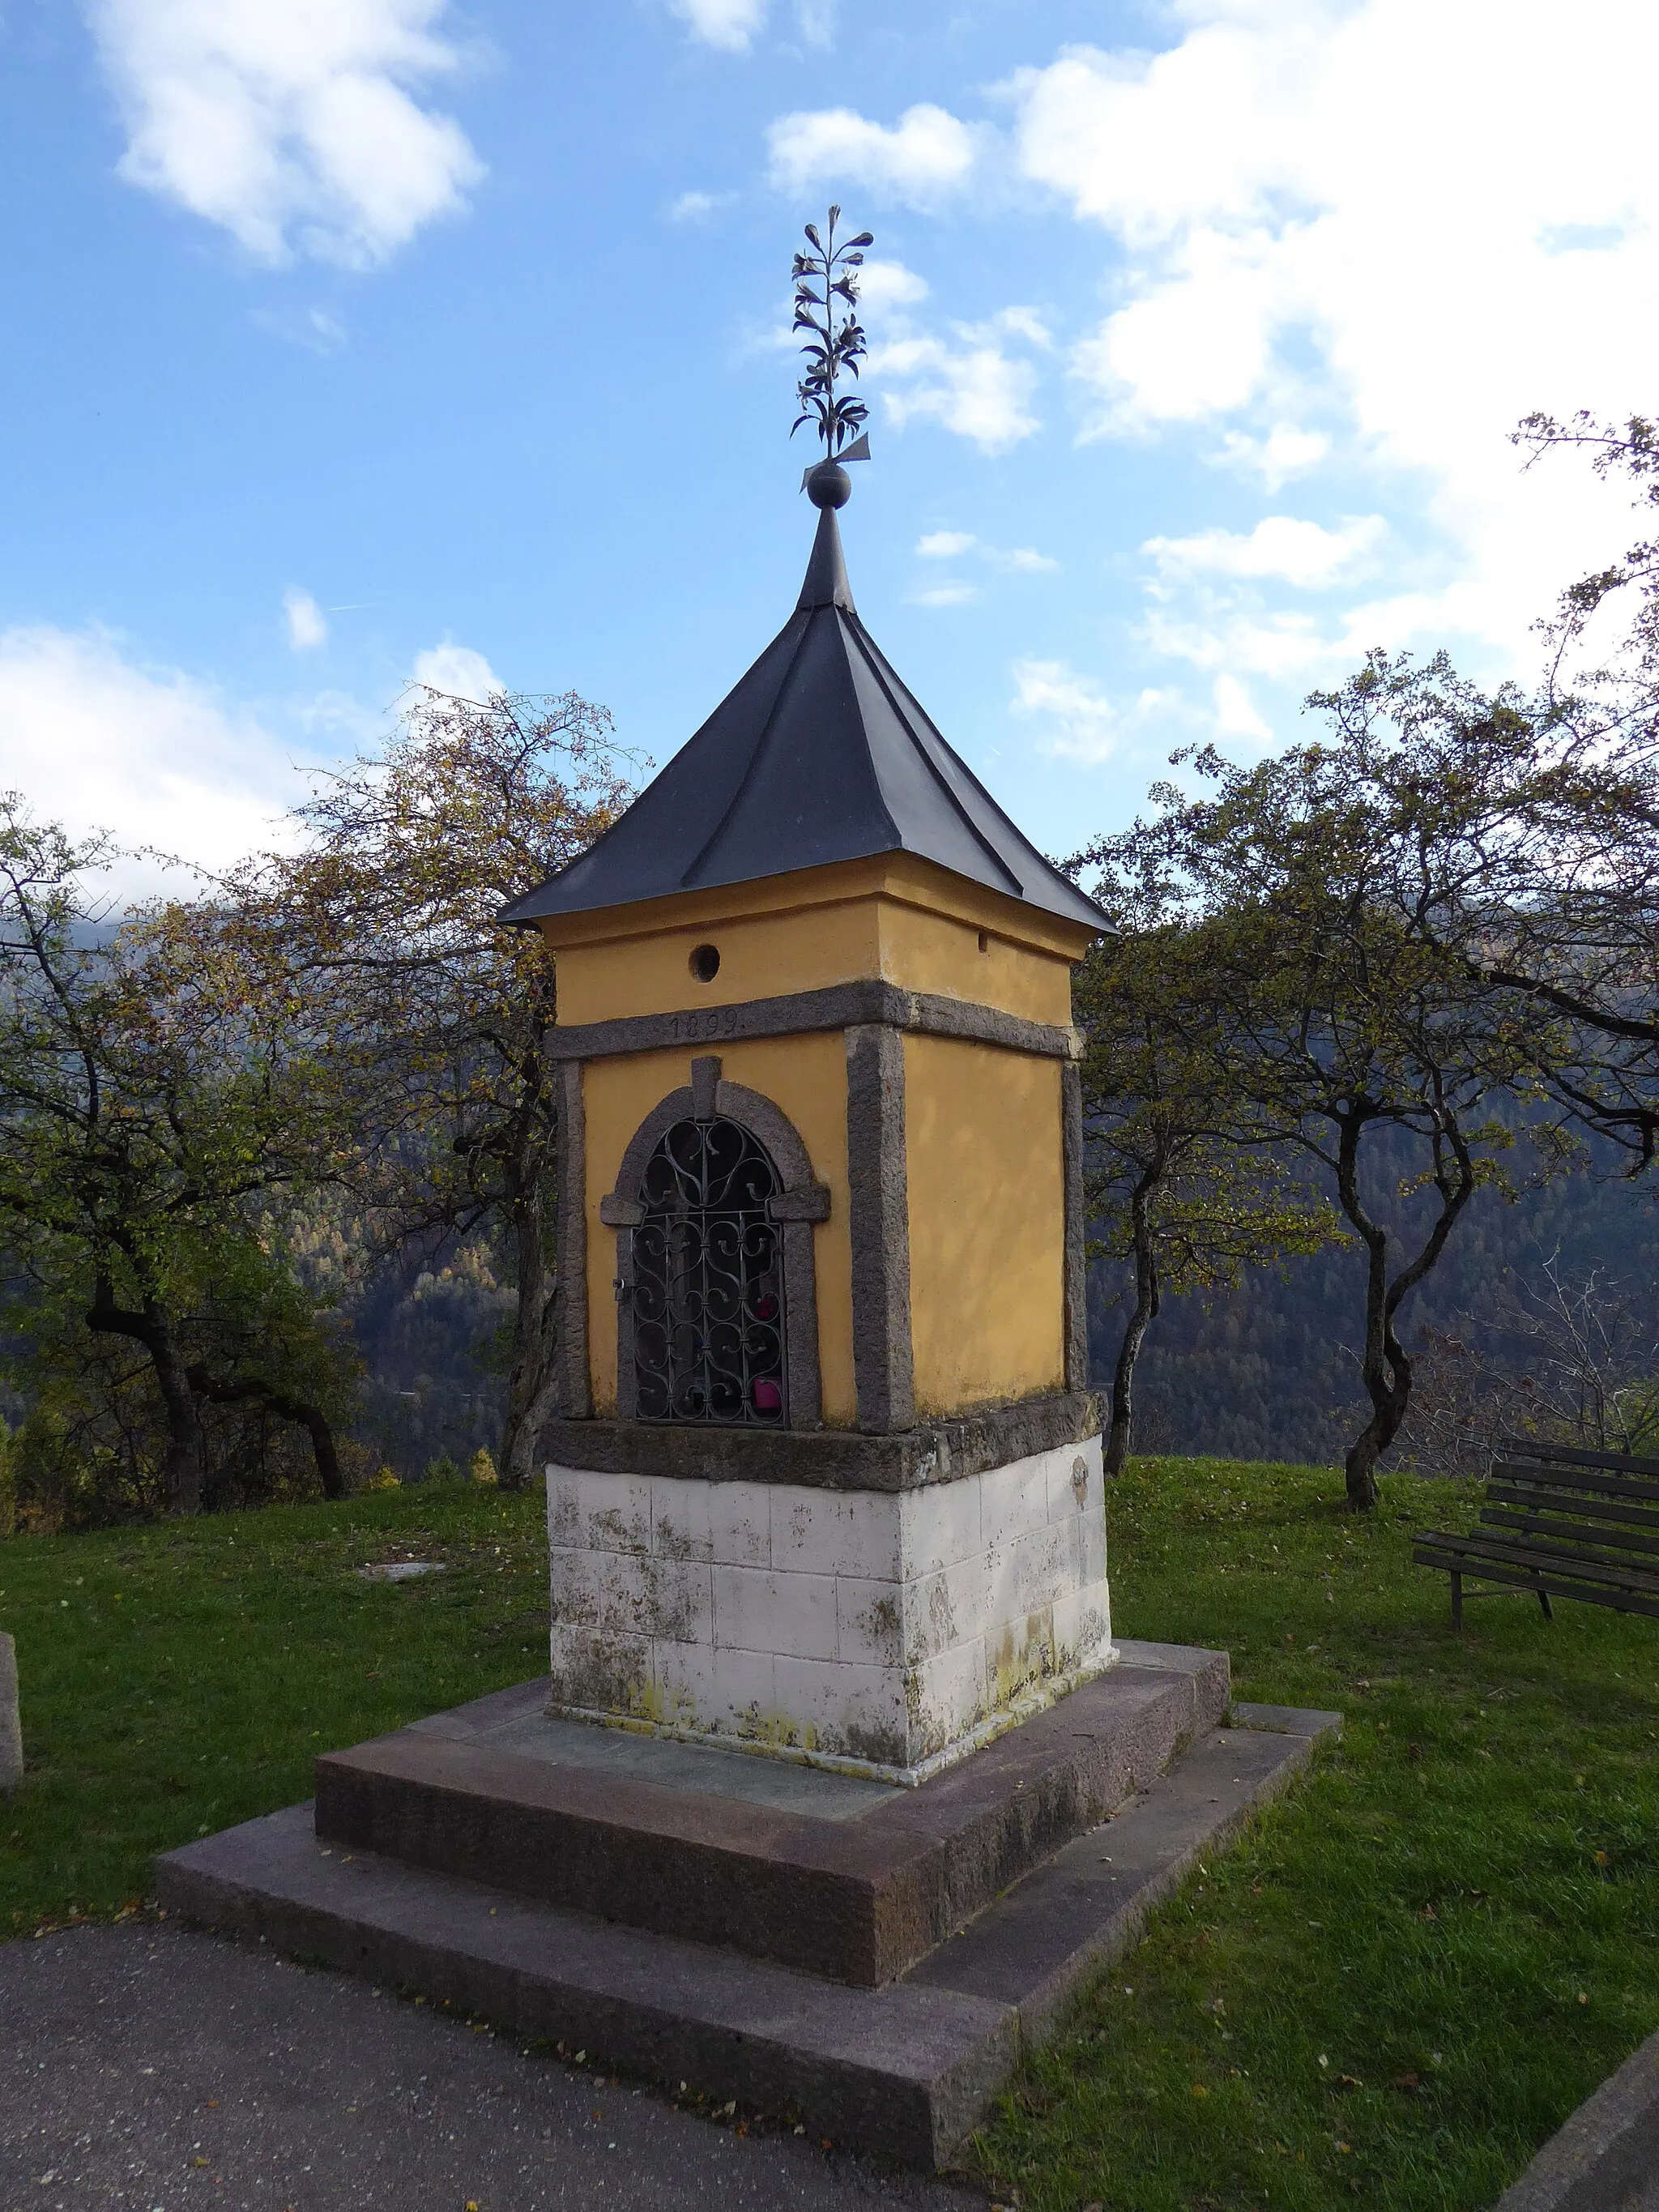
[[792, 206, 873, 498]]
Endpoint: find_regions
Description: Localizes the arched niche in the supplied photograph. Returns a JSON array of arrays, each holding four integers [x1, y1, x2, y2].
[[599, 1055, 829, 1428]]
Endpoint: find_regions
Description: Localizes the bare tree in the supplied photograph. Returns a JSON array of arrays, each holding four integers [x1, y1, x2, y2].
[[1402, 1245, 1659, 1476]]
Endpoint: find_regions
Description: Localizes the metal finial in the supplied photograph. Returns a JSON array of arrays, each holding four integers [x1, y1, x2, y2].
[[791, 206, 873, 493]]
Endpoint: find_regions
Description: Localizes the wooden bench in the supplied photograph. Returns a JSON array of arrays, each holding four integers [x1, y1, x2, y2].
[[1414, 1439, 1659, 1629]]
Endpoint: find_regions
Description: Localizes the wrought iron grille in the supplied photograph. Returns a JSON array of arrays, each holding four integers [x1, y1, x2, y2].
[[631, 1117, 787, 1425]]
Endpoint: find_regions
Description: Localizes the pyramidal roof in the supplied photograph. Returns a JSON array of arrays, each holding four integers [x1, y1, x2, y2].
[[499, 497, 1108, 935]]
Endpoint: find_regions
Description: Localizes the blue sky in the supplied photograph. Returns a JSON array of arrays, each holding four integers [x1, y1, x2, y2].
[[2, 0, 1655, 893]]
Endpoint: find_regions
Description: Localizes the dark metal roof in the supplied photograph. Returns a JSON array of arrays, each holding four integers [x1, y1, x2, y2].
[[500, 505, 1108, 935]]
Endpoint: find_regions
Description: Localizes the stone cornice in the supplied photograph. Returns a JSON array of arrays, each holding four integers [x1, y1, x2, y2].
[[542, 1389, 1106, 1494], [548, 980, 1081, 1064]]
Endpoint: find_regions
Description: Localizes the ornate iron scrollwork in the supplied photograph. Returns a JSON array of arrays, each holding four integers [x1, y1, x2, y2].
[[632, 1117, 787, 1425]]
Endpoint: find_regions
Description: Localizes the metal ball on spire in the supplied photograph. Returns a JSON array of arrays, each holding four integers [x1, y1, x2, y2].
[[805, 460, 852, 509]]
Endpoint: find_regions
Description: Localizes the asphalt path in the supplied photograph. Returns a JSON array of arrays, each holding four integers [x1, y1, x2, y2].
[[1, 1925, 985, 2212]]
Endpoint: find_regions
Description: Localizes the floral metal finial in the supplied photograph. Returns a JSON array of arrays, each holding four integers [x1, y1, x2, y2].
[[791, 206, 873, 463]]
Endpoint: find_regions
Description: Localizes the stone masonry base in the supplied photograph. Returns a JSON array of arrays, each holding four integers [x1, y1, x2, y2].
[[545, 1433, 1111, 1783]]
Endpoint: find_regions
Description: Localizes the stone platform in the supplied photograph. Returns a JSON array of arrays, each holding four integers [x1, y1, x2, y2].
[[156, 1642, 1340, 2167]]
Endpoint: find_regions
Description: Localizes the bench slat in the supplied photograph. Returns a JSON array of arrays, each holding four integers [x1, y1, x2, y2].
[[1492, 1458, 1659, 1508], [1480, 1506, 1659, 1562], [1498, 1435, 1659, 1481], [1415, 1528, 1659, 1597], [1486, 1481, 1659, 1535], [1410, 1548, 1659, 1623]]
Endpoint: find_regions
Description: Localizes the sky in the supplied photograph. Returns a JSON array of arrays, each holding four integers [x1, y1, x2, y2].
[[2, 0, 1657, 895]]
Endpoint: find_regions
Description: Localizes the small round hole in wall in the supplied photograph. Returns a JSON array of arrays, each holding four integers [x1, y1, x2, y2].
[[689, 943, 721, 984], [977, 929, 989, 954]]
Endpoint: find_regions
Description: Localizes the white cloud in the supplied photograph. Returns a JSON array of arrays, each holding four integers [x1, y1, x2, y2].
[[283, 586, 328, 651], [876, 331, 1039, 455], [1141, 601, 1363, 681], [1216, 424, 1331, 490], [766, 102, 981, 209], [667, 189, 734, 223], [1009, 656, 1118, 763], [1004, 3, 1659, 668], [88, 0, 484, 267], [1212, 672, 1273, 741], [412, 641, 502, 698], [855, 258, 930, 315], [1143, 514, 1385, 589], [0, 626, 305, 891], [833, 262, 1046, 456], [911, 582, 979, 609], [250, 305, 348, 354], [1002, 545, 1057, 574], [671, 0, 767, 50], [917, 530, 1058, 571], [793, 0, 836, 48], [871, 305, 1046, 455]]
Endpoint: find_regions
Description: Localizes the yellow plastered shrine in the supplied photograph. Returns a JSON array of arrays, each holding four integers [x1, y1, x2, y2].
[[501, 473, 1115, 1782]]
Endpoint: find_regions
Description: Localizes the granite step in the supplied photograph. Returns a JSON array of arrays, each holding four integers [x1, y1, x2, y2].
[[311, 1640, 1229, 1988], [156, 1686, 1339, 2169]]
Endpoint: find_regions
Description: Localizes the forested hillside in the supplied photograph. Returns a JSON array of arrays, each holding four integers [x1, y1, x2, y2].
[[1087, 1143, 1659, 1467]]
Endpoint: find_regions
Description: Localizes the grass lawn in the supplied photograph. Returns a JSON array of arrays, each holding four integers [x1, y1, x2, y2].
[[2, 1458, 1657, 2210]]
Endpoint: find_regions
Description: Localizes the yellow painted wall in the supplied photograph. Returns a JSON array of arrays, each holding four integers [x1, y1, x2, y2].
[[902, 1032, 1066, 1416], [581, 1033, 856, 1424], [874, 891, 1073, 1027], [545, 854, 1085, 1031]]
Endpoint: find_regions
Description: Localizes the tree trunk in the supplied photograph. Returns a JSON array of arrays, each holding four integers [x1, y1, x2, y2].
[[87, 1279, 205, 1514], [501, 1172, 560, 1493], [1333, 1102, 1476, 1511], [187, 1368, 345, 1501], [1104, 1158, 1165, 1478]]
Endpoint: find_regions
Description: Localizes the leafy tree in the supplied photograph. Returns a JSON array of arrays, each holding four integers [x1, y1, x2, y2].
[[6, 1236, 360, 1527], [1081, 663, 1581, 1508], [1074, 913, 1339, 1476], [0, 801, 352, 1514], [235, 684, 632, 1492]]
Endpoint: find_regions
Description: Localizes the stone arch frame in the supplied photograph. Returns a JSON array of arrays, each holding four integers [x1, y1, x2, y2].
[[599, 1055, 830, 1428]]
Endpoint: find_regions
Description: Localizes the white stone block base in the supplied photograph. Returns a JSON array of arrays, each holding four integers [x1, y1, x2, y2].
[[544, 1434, 1114, 1785]]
